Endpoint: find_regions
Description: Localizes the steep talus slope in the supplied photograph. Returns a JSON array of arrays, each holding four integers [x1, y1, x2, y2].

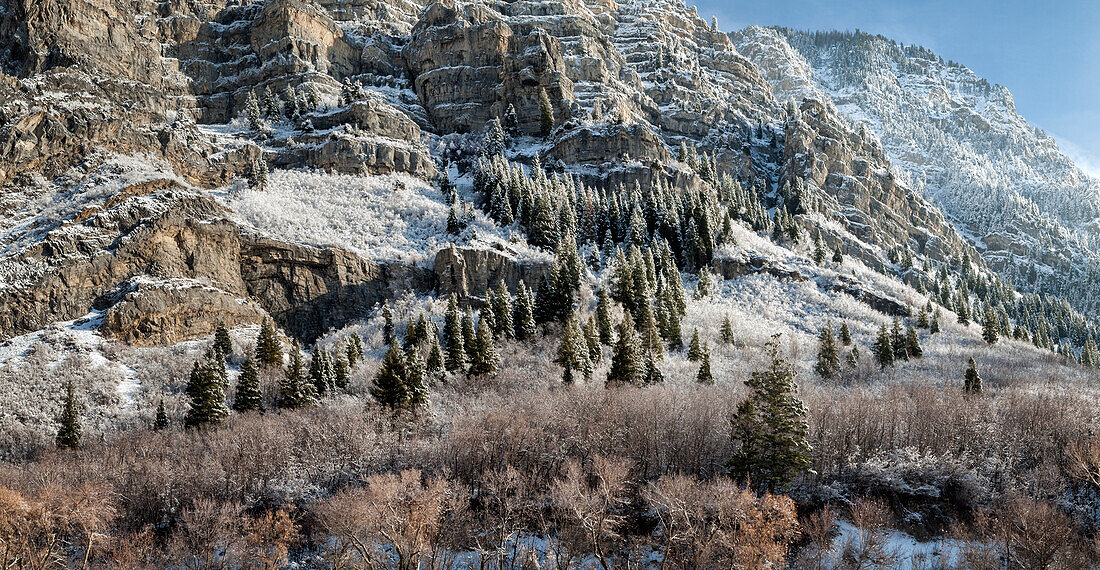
[[734, 26, 1100, 314]]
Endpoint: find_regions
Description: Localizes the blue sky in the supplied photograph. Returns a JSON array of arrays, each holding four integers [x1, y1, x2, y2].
[[697, 0, 1100, 175]]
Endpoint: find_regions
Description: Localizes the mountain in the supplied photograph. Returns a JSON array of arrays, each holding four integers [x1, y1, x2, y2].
[[734, 26, 1100, 315]]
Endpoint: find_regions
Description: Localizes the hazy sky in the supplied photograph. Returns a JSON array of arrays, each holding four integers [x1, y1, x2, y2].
[[697, 0, 1100, 175]]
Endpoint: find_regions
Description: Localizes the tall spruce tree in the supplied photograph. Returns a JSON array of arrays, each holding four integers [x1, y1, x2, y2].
[[595, 288, 614, 345], [727, 335, 811, 491], [55, 380, 83, 449], [905, 326, 923, 359], [382, 304, 396, 346], [607, 311, 642, 387], [278, 345, 317, 409], [964, 358, 982, 395], [185, 353, 230, 428], [513, 281, 537, 341], [720, 314, 736, 345], [233, 353, 264, 413], [154, 399, 170, 430], [688, 328, 705, 361], [873, 323, 894, 368], [557, 313, 590, 383], [257, 318, 283, 368], [490, 281, 514, 339], [538, 88, 555, 136], [405, 347, 429, 409], [891, 318, 908, 361], [982, 304, 999, 345], [814, 324, 840, 380], [696, 347, 714, 385], [372, 345, 408, 409], [468, 317, 499, 376], [213, 324, 232, 359], [839, 322, 852, 346]]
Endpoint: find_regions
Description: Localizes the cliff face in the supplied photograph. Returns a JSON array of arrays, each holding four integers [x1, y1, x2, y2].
[[0, 0, 1040, 344]]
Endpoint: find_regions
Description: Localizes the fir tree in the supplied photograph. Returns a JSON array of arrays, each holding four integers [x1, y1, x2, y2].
[[638, 301, 664, 361], [185, 353, 230, 427], [873, 324, 894, 368], [245, 90, 264, 131], [308, 350, 333, 396], [490, 281, 514, 339], [1083, 338, 1100, 368], [213, 324, 232, 358], [557, 313, 590, 382], [832, 247, 843, 264], [643, 355, 664, 385], [956, 291, 971, 325], [333, 354, 349, 391], [917, 304, 930, 328], [262, 85, 279, 118], [443, 295, 466, 372], [696, 347, 714, 385], [405, 347, 429, 409], [346, 333, 363, 368], [595, 288, 614, 345], [964, 358, 982, 395], [154, 399, 170, 430], [483, 118, 506, 156], [249, 157, 268, 190], [814, 324, 840, 380], [905, 326, 923, 359], [846, 345, 859, 368], [688, 328, 705, 361], [538, 88, 555, 136], [278, 345, 317, 409], [513, 281, 537, 341], [607, 311, 642, 387], [462, 309, 477, 358], [257, 318, 283, 368], [727, 335, 811, 491], [839, 322, 852, 345], [382, 304, 396, 346], [583, 318, 603, 363], [812, 230, 826, 265], [468, 317, 499, 376], [930, 312, 941, 334], [504, 104, 519, 136], [720, 314, 736, 345], [446, 206, 462, 235], [372, 345, 408, 409], [55, 380, 82, 449], [982, 304, 999, 345], [233, 353, 264, 413], [426, 335, 445, 377]]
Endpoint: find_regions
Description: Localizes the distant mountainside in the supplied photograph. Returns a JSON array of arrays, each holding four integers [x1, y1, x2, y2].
[[734, 26, 1100, 315]]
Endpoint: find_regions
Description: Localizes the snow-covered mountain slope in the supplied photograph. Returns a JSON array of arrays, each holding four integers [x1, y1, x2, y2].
[[734, 26, 1100, 315]]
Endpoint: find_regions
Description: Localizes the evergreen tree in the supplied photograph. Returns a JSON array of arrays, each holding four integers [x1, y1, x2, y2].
[[372, 345, 408, 409], [814, 324, 840, 380], [483, 118, 506, 156], [727, 335, 811, 491], [839, 322, 852, 345], [890, 318, 908, 361], [346, 333, 363, 368], [262, 85, 279, 118], [812, 230, 826, 265], [55, 380, 82, 449], [538, 87, 555, 136], [426, 335, 445, 377], [504, 104, 519, 136], [930, 312, 941, 334], [333, 354, 350, 391], [249, 157, 268, 190], [154, 399, 170, 430], [982, 304, 999, 345], [468, 317, 499, 376], [490, 281, 514, 339], [213, 324, 232, 358], [382, 304, 396, 346], [595, 288, 614, 345], [444, 295, 466, 372], [846, 345, 859, 368], [1083, 338, 1100, 368], [185, 353, 230, 427], [832, 247, 843, 264], [257, 318, 283, 368], [233, 353, 264, 413], [583, 318, 603, 363], [278, 346, 317, 409], [607, 311, 642, 387], [245, 90, 264, 131], [638, 301, 664, 360], [917, 304, 930, 328], [513, 281, 537, 341], [720, 314, 736, 345], [964, 358, 982, 395], [308, 350, 333, 396], [956, 291, 971, 325], [557, 313, 590, 382], [282, 85, 299, 118], [695, 269, 712, 299], [462, 309, 477, 358], [688, 328, 705, 361], [446, 206, 462, 235], [905, 326, 923, 359], [405, 347, 429, 409], [663, 294, 684, 350], [873, 323, 894, 368], [696, 347, 714, 385], [643, 355, 664, 385]]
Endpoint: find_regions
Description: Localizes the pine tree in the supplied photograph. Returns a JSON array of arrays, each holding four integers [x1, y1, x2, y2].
[[956, 291, 971, 325], [233, 353, 264, 413], [814, 324, 840, 380], [720, 314, 736, 345], [249, 157, 268, 190], [727, 335, 811, 491], [245, 90, 264, 131], [256, 318, 283, 368], [55, 380, 82, 449], [446, 206, 462, 235], [372, 346, 408, 409], [638, 301, 664, 361], [444, 295, 466, 372], [462, 309, 477, 358], [490, 281, 514, 339], [930, 312, 941, 334], [595, 288, 614, 345], [426, 335, 445, 377], [839, 322, 852, 345], [557, 313, 590, 382], [333, 354, 350, 391], [873, 323, 894, 368], [483, 118, 506, 156], [262, 85, 279, 118], [832, 247, 843, 264], [891, 318, 908, 361], [405, 347, 429, 409], [538, 87, 555, 136], [905, 326, 923, 359], [964, 358, 982, 395], [513, 281, 537, 341], [583, 318, 603, 363], [154, 399, 170, 430], [282, 85, 299, 118], [214, 324, 232, 358], [607, 311, 642, 387], [185, 353, 230, 427], [504, 104, 519, 136], [846, 345, 859, 368], [696, 347, 714, 385], [1083, 338, 1100, 368], [468, 317, 499, 376], [382, 304, 396, 346], [982, 304, 999, 345], [812, 230, 826, 265], [308, 350, 333, 396], [643, 355, 664, 385], [278, 346, 317, 409], [688, 328, 704, 361], [917, 304, 930, 329], [346, 333, 363, 368]]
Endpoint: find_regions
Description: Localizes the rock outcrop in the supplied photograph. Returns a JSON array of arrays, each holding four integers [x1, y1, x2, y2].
[[434, 245, 552, 300]]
